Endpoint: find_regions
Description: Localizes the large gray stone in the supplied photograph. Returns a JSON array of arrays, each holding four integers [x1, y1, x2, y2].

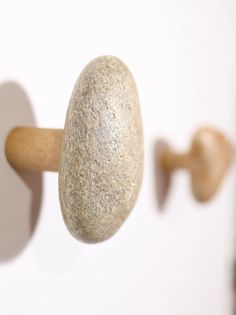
[[59, 56, 143, 242]]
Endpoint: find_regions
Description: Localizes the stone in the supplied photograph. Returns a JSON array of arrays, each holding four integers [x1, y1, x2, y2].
[[59, 56, 143, 242]]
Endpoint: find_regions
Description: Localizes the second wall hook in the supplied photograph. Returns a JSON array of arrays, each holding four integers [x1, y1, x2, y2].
[[159, 127, 233, 202]]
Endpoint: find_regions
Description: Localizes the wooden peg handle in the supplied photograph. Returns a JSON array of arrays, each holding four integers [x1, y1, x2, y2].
[[161, 151, 191, 171], [5, 127, 63, 172]]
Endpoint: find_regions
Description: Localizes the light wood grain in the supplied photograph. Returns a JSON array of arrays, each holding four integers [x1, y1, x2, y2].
[[5, 127, 63, 172], [160, 127, 233, 202]]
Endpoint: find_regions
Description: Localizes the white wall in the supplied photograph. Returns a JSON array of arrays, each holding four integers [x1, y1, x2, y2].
[[0, 1, 235, 314]]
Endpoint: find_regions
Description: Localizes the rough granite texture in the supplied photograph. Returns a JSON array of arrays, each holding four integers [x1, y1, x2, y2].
[[59, 56, 143, 243]]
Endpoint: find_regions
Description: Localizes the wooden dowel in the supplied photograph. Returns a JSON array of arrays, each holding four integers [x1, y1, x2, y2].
[[160, 149, 191, 172], [5, 127, 63, 172]]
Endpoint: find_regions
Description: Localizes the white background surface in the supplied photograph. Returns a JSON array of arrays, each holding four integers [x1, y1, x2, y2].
[[0, 0, 236, 314]]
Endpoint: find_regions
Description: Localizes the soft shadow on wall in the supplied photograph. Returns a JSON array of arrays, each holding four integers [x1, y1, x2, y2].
[[154, 139, 171, 210], [232, 40, 236, 315], [0, 82, 43, 263]]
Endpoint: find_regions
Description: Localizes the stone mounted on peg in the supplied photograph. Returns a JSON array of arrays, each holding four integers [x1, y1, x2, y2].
[[5, 56, 144, 243], [159, 127, 233, 202]]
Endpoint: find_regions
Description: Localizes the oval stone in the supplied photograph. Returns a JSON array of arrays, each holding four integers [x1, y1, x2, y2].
[[59, 56, 143, 243]]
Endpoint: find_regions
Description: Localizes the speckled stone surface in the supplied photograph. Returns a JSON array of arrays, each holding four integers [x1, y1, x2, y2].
[[59, 56, 143, 243]]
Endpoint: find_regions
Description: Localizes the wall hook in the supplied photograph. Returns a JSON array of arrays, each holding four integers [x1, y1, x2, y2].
[[159, 127, 233, 202], [5, 56, 144, 243]]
